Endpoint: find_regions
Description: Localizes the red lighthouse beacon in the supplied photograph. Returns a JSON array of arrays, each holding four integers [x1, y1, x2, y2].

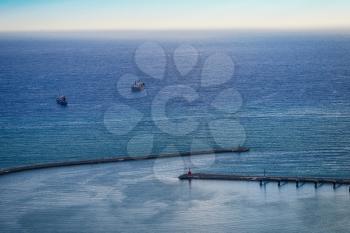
[[187, 168, 192, 177]]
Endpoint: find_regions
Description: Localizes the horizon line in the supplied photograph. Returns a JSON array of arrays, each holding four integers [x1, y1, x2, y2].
[[1, 27, 350, 33]]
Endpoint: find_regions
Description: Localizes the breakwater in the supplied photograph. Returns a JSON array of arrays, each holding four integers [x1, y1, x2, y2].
[[0, 147, 249, 176], [179, 173, 350, 190]]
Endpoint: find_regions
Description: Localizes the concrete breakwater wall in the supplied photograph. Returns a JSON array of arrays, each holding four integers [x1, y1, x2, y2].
[[179, 173, 350, 190], [0, 147, 249, 176]]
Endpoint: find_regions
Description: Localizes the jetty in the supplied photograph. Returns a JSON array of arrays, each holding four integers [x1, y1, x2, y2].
[[0, 147, 249, 176], [179, 173, 350, 191]]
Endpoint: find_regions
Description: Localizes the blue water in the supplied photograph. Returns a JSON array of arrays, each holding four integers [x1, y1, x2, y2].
[[1, 32, 350, 178], [1, 32, 350, 233], [1, 157, 350, 233]]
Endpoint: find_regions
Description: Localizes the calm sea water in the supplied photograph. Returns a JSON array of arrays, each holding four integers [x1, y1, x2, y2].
[[1, 33, 350, 176], [0, 157, 350, 233], [1, 32, 350, 232]]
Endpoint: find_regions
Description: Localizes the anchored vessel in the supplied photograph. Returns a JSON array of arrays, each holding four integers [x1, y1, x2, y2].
[[56, 95, 68, 106], [131, 80, 145, 92]]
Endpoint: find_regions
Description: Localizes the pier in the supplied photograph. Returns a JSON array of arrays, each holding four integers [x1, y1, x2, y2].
[[179, 173, 350, 191], [0, 147, 249, 176]]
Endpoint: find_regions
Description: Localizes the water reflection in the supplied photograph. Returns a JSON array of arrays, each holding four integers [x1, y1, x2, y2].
[[0, 158, 349, 233]]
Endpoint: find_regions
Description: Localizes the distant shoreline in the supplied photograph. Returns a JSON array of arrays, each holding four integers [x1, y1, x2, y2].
[[0, 147, 249, 176]]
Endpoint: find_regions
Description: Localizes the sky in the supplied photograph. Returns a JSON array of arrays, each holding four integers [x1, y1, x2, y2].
[[0, 0, 350, 31]]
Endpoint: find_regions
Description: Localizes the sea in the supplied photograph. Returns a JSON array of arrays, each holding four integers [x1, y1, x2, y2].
[[0, 31, 350, 232], [1, 31, 350, 177]]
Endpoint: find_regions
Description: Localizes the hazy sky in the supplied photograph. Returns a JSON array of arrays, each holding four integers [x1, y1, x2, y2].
[[0, 0, 350, 31]]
